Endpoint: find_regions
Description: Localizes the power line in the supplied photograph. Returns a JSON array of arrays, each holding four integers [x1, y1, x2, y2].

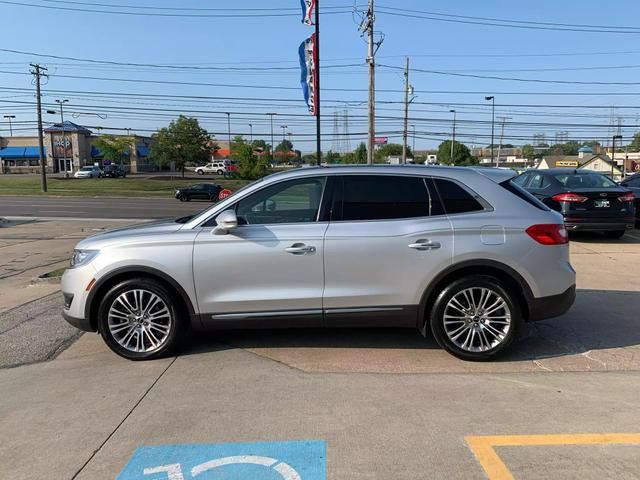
[[0, 0, 353, 17], [378, 63, 640, 86], [376, 5, 640, 34]]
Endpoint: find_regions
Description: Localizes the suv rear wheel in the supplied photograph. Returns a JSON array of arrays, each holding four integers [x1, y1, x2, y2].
[[97, 278, 185, 360], [429, 275, 520, 361]]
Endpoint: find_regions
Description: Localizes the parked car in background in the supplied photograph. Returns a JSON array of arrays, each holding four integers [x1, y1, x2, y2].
[[195, 161, 228, 175], [74, 166, 103, 179], [175, 183, 222, 202], [102, 164, 127, 178], [513, 169, 635, 238], [62, 165, 576, 361], [619, 172, 640, 226]]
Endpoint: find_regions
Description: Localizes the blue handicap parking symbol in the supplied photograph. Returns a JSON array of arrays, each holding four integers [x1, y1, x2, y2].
[[117, 440, 326, 480]]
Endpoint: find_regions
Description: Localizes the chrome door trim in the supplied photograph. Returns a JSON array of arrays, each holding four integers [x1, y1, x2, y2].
[[210, 309, 323, 320], [323, 307, 404, 314]]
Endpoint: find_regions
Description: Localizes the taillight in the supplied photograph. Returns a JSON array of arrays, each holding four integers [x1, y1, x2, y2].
[[526, 224, 569, 245], [552, 193, 588, 203], [618, 192, 634, 203]]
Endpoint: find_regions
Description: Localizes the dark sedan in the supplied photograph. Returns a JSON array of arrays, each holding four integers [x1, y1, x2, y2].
[[619, 172, 640, 226], [513, 169, 635, 238], [175, 183, 222, 202]]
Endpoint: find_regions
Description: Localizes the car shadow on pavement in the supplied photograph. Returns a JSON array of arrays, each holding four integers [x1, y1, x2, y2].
[[180, 289, 640, 364]]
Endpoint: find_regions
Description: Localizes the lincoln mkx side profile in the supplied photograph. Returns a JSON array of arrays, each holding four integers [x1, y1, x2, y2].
[[62, 166, 576, 361]]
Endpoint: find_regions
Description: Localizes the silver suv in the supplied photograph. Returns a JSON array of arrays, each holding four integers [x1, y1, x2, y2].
[[61, 166, 576, 361]]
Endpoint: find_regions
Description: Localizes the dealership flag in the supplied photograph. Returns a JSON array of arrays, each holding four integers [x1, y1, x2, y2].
[[300, 0, 315, 25], [298, 33, 317, 116]]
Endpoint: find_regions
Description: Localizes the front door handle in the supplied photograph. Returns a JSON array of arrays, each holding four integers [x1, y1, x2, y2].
[[285, 243, 316, 255], [408, 239, 441, 251]]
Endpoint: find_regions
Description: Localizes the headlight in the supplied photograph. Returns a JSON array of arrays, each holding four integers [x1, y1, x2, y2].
[[69, 249, 99, 268]]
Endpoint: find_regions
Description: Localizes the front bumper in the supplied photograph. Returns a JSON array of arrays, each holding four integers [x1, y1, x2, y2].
[[527, 284, 576, 322], [62, 310, 95, 332]]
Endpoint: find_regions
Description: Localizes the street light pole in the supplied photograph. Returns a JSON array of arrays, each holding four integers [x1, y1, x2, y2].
[[267, 113, 275, 164], [411, 124, 415, 154], [3, 115, 15, 136], [248, 123, 253, 143], [280, 125, 288, 163], [485, 96, 495, 167], [449, 109, 456, 165], [225, 112, 232, 160]]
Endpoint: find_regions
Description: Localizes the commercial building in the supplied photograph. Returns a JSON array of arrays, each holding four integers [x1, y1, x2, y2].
[[0, 122, 152, 174]]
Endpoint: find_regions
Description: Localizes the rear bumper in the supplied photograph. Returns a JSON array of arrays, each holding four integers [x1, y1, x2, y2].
[[564, 221, 634, 231], [527, 285, 576, 322]]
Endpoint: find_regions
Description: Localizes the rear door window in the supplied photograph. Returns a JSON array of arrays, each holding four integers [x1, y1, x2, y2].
[[337, 175, 431, 221]]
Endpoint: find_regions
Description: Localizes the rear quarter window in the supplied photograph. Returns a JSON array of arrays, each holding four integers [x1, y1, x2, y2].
[[431, 178, 484, 214], [503, 179, 550, 211]]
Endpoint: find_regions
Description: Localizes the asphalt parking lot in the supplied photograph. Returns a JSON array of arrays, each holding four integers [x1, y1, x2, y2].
[[0, 219, 639, 479]]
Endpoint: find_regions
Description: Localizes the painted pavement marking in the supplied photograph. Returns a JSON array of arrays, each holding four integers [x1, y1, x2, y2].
[[117, 440, 325, 480]]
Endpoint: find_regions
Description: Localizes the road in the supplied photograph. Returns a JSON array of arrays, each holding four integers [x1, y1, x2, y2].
[[0, 195, 210, 219]]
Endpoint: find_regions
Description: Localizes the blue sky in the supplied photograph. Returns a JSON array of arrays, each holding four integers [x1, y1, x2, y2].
[[1, 0, 640, 152]]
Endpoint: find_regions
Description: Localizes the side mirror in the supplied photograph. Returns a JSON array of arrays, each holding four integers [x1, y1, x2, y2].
[[212, 209, 238, 235]]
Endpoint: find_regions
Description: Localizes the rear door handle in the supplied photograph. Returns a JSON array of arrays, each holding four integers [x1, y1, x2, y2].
[[285, 243, 316, 255], [408, 239, 441, 251]]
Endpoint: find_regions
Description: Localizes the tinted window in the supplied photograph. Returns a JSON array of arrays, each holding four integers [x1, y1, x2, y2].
[[624, 177, 640, 187], [236, 177, 326, 225], [528, 173, 545, 188], [512, 173, 530, 187], [553, 173, 617, 189], [340, 175, 430, 221], [504, 179, 549, 211], [433, 178, 484, 214]]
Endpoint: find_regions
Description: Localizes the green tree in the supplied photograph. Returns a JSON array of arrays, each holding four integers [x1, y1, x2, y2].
[[629, 132, 640, 151], [92, 135, 133, 166], [354, 142, 367, 164], [148, 116, 212, 177], [325, 150, 340, 164], [233, 136, 270, 180], [374, 143, 413, 163], [437, 140, 477, 166], [550, 141, 580, 156], [521, 144, 535, 160], [275, 139, 293, 163]]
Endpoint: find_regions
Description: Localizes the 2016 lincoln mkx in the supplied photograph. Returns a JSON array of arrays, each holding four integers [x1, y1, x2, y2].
[[61, 165, 576, 361]]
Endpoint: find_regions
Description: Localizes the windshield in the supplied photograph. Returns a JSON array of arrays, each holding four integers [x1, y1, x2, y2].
[[553, 173, 618, 189]]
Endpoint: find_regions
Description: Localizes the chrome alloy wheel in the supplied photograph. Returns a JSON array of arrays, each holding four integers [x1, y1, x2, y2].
[[107, 289, 172, 353], [443, 287, 512, 353]]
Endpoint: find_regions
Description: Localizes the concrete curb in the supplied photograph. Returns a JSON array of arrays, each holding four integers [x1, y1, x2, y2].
[[30, 275, 62, 285]]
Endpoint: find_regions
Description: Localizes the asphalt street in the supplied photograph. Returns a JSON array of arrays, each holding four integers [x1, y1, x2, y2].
[[0, 195, 210, 219]]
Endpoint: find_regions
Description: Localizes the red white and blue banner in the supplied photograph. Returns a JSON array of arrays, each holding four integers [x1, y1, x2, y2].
[[298, 33, 317, 116], [300, 0, 315, 25]]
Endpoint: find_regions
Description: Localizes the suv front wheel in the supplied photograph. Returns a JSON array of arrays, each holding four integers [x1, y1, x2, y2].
[[97, 278, 185, 360], [430, 275, 520, 361]]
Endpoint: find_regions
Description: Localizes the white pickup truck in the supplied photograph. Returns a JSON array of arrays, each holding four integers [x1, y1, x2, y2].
[[194, 162, 228, 175]]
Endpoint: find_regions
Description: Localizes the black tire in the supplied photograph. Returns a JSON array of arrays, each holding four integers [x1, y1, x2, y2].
[[178, 193, 187, 202], [604, 230, 625, 239], [429, 275, 521, 361], [197, 170, 204, 175], [96, 278, 186, 360]]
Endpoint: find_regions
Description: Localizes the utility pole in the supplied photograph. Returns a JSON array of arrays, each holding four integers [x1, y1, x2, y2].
[[411, 124, 416, 154], [30, 64, 48, 193], [495, 116, 511, 168], [402, 57, 410, 164], [248, 123, 253, 143], [366, 0, 375, 164], [3, 115, 15, 136], [449, 110, 457, 165]]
